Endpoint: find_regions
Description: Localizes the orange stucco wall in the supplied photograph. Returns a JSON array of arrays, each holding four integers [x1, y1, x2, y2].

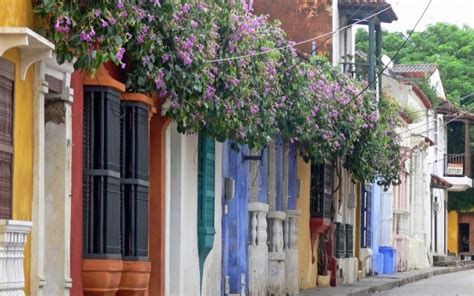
[[253, 0, 334, 56]]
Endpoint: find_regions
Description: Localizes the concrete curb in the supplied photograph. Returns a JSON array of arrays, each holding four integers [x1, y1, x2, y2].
[[346, 264, 474, 296], [299, 263, 474, 296]]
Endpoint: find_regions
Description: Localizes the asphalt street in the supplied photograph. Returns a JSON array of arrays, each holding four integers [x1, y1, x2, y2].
[[373, 269, 474, 296]]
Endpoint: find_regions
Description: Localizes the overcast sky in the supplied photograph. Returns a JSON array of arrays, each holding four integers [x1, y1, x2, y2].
[[381, 0, 474, 32]]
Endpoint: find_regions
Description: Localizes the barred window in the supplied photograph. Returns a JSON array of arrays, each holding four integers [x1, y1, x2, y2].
[[0, 58, 14, 220], [310, 162, 332, 219], [83, 87, 149, 259]]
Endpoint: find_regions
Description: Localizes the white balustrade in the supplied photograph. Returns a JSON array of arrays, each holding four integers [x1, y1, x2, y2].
[[248, 202, 269, 296], [0, 220, 32, 296]]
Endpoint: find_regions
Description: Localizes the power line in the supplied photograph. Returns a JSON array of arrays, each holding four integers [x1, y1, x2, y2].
[[310, 1, 376, 55], [206, 5, 394, 63], [341, 0, 432, 109]]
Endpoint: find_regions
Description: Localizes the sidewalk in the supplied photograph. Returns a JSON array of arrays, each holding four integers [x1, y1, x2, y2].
[[299, 263, 474, 296]]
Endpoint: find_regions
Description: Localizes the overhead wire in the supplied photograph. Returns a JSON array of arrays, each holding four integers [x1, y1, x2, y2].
[[206, 4, 394, 63], [309, 1, 376, 55]]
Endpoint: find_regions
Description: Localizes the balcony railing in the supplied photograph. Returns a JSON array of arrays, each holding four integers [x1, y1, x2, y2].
[[341, 62, 369, 81], [444, 154, 465, 176]]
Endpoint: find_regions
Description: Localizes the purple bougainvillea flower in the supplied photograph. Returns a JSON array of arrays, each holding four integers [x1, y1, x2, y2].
[[182, 35, 195, 50], [182, 3, 191, 14], [80, 31, 92, 42], [54, 16, 72, 34], [178, 51, 193, 65], [250, 105, 260, 114], [151, 0, 160, 5], [197, 2, 208, 11], [94, 9, 101, 17], [116, 47, 125, 61], [205, 86, 216, 99], [155, 70, 165, 90], [117, 0, 124, 9], [162, 53, 171, 63]]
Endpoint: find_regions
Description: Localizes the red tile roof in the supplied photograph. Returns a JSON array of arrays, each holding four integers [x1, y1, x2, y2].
[[391, 64, 438, 79], [412, 84, 432, 110], [431, 174, 453, 189]]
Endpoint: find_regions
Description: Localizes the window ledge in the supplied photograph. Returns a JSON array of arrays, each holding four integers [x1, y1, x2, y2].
[[0, 27, 55, 80]]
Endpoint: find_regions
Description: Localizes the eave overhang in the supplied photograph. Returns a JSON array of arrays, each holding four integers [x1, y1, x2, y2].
[[0, 27, 55, 80]]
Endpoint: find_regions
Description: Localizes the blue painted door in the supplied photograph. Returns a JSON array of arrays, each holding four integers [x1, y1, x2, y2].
[[222, 141, 249, 295]]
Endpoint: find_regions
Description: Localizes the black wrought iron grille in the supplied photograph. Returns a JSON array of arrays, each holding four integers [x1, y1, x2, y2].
[[83, 86, 122, 258], [310, 163, 333, 219], [121, 101, 149, 259]]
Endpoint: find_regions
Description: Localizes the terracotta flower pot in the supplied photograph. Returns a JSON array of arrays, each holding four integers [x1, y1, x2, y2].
[[118, 261, 152, 296], [82, 259, 123, 296]]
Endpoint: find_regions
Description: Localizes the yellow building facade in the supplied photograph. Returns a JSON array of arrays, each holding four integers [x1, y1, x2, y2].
[[297, 157, 318, 289], [448, 211, 459, 255], [0, 1, 54, 294]]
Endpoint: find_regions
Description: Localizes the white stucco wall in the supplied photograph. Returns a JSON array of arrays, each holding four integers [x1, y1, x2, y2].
[[166, 124, 222, 296], [429, 69, 446, 99]]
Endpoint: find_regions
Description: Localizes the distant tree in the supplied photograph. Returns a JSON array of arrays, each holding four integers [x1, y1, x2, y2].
[[356, 23, 474, 212], [355, 23, 474, 109]]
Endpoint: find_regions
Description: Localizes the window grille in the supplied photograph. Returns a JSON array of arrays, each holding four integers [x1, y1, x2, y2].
[[0, 58, 15, 220]]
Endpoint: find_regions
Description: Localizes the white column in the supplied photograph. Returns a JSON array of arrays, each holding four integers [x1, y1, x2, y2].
[[30, 65, 48, 296], [267, 211, 286, 295], [0, 219, 32, 296], [42, 58, 74, 296], [248, 202, 269, 296], [284, 210, 300, 295]]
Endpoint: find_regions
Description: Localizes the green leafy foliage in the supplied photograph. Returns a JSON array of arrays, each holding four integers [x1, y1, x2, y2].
[[356, 23, 474, 109], [34, 0, 402, 184], [343, 93, 402, 189]]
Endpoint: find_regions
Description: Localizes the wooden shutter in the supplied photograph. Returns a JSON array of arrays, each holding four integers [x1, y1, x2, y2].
[[288, 144, 298, 210], [83, 87, 121, 257], [0, 59, 14, 220], [335, 222, 346, 258], [346, 223, 354, 257], [310, 162, 332, 219], [121, 101, 149, 259], [360, 187, 372, 248], [198, 135, 216, 273], [366, 188, 373, 247], [275, 138, 283, 211]]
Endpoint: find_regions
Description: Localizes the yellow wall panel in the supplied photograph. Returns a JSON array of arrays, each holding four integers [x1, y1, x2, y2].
[[448, 211, 459, 255], [0, 0, 35, 27], [3, 47, 34, 296], [1, 2, 44, 295], [297, 157, 318, 289]]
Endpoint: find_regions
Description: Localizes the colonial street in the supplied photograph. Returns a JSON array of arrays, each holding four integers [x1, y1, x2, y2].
[[375, 269, 474, 296]]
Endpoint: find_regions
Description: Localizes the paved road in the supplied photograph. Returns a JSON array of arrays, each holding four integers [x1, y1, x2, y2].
[[373, 269, 474, 296]]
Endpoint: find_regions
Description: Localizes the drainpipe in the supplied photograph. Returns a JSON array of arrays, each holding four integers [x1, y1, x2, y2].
[[375, 23, 382, 103], [368, 17, 375, 90]]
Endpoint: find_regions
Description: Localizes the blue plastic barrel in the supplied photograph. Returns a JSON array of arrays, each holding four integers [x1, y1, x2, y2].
[[379, 246, 397, 274]]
